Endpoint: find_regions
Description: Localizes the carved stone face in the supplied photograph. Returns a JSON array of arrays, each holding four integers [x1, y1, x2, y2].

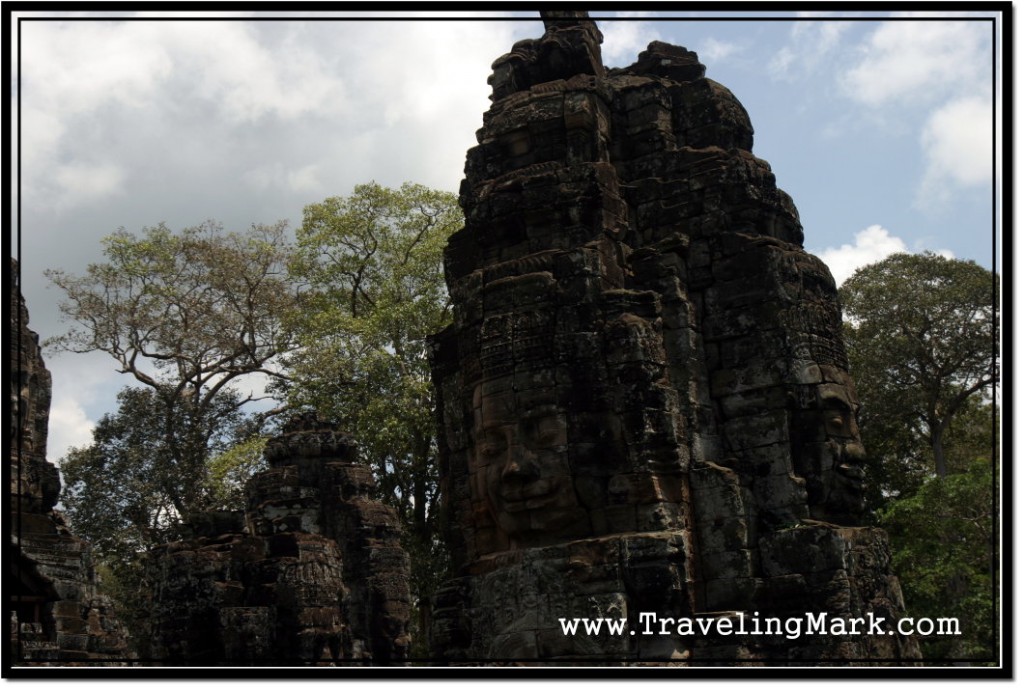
[[794, 375, 867, 523], [470, 384, 588, 547]]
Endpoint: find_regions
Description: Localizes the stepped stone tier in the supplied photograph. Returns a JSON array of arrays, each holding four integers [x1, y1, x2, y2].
[[9, 259, 133, 664], [429, 13, 921, 663], [149, 413, 411, 665]]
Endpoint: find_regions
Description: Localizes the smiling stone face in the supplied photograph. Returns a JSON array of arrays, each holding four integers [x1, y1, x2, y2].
[[792, 372, 868, 523], [470, 384, 589, 547]]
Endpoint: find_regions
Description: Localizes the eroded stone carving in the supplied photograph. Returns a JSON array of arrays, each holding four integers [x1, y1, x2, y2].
[[9, 259, 133, 665], [430, 13, 919, 664], [149, 413, 411, 665]]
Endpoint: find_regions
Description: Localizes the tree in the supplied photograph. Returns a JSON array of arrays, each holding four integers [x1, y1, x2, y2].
[[47, 221, 296, 650], [842, 253, 999, 663], [879, 459, 995, 660], [60, 387, 254, 559], [60, 386, 265, 652], [46, 220, 297, 516], [840, 252, 998, 482], [280, 182, 461, 647], [856, 394, 998, 515]]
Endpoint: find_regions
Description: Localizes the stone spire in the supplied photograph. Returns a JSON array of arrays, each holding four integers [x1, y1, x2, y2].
[[10, 258, 133, 665], [430, 14, 921, 664], [149, 413, 412, 665], [487, 10, 604, 102]]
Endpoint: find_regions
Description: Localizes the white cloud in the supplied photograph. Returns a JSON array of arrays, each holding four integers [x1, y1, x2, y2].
[[840, 20, 990, 107], [916, 96, 993, 206], [18, 20, 352, 210], [804, 21, 850, 57], [167, 22, 351, 124], [20, 21, 175, 114], [698, 37, 741, 63], [770, 20, 852, 80], [600, 17, 661, 66], [53, 162, 126, 208], [816, 224, 908, 286], [768, 46, 795, 76], [242, 162, 323, 195], [18, 19, 528, 219], [19, 108, 64, 168], [47, 395, 96, 464], [42, 350, 120, 464], [835, 19, 995, 209], [286, 164, 323, 195]]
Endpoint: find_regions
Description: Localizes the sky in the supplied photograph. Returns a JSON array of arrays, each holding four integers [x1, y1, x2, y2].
[[9, 8, 1003, 466]]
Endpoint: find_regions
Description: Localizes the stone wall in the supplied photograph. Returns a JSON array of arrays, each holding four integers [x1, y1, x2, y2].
[[148, 413, 411, 665], [430, 13, 920, 664], [9, 259, 133, 665]]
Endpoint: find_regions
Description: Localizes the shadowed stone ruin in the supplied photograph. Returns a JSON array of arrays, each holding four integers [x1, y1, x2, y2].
[[9, 260, 133, 664], [149, 413, 411, 665], [429, 12, 921, 664], [10, 262, 410, 667]]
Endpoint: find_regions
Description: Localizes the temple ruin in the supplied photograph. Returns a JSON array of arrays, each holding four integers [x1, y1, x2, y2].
[[11, 259, 410, 667], [148, 413, 412, 665], [9, 260, 133, 664], [11, 12, 925, 669], [429, 12, 921, 663]]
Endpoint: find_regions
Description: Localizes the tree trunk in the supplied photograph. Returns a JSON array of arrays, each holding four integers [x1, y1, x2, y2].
[[413, 434, 429, 541], [931, 428, 948, 478]]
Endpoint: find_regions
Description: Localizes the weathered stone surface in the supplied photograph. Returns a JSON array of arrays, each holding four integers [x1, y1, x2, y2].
[[149, 413, 411, 665], [429, 13, 919, 664], [9, 259, 133, 665]]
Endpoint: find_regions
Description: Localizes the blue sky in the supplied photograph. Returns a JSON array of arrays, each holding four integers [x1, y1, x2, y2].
[[10, 9, 1002, 464]]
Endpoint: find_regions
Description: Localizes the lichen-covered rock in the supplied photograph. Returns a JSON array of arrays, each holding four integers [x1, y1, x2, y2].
[[9, 259, 133, 665], [429, 13, 919, 664], [149, 413, 411, 665]]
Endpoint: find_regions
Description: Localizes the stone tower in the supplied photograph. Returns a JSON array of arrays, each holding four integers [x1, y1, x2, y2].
[[149, 413, 412, 665], [9, 259, 133, 664], [429, 14, 920, 663]]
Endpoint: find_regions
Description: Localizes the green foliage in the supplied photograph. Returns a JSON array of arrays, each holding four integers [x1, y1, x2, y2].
[[860, 398, 997, 513], [841, 252, 998, 489], [47, 218, 297, 530], [880, 460, 995, 660], [281, 181, 461, 631], [92, 557, 154, 657], [206, 435, 269, 511], [842, 252, 998, 662], [284, 183, 456, 482], [50, 188, 464, 653], [61, 387, 250, 556], [60, 386, 266, 653]]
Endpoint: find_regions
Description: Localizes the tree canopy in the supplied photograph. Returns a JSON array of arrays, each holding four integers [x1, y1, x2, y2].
[[840, 252, 998, 483], [46, 220, 296, 516], [60, 387, 261, 561], [46, 220, 297, 409]]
